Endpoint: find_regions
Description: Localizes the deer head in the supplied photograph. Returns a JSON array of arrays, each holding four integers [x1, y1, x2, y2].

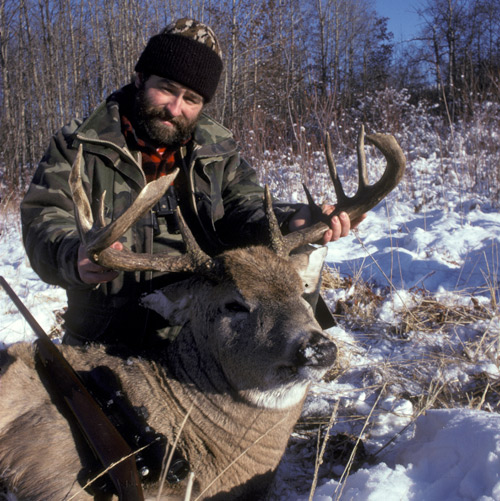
[[139, 244, 333, 409]]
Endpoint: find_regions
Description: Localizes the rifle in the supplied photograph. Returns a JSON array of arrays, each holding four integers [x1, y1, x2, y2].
[[0, 276, 144, 501]]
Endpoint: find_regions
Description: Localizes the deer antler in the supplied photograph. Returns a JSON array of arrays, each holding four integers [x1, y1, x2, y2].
[[70, 125, 404, 272], [69, 145, 213, 274], [326, 125, 406, 221], [277, 126, 406, 255]]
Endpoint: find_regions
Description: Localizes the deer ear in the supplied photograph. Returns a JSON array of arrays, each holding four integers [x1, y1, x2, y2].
[[140, 281, 194, 324], [289, 245, 328, 296]]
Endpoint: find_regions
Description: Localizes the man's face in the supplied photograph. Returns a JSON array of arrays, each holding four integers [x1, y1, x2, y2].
[[134, 74, 204, 147]]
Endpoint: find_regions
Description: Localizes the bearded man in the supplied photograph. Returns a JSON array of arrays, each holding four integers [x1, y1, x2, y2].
[[21, 19, 356, 348]]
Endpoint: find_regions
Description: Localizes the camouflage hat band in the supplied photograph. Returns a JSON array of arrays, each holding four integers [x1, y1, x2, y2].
[[135, 33, 223, 103]]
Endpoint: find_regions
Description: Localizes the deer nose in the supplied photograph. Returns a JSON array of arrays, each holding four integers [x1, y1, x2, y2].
[[296, 329, 337, 369]]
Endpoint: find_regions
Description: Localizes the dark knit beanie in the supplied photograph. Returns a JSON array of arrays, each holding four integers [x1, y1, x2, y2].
[[135, 19, 223, 103]]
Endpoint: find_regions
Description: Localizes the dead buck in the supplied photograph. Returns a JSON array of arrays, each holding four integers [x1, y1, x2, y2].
[[0, 127, 405, 500]]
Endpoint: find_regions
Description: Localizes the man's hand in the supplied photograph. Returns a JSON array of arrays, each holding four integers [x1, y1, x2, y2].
[[77, 242, 123, 284], [289, 205, 366, 245]]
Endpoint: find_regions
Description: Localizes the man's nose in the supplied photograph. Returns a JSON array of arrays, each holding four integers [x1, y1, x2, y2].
[[166, 96, 183, 117]]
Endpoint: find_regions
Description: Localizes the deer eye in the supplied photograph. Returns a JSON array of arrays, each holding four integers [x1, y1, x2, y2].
[[224, 301, 249, 314]]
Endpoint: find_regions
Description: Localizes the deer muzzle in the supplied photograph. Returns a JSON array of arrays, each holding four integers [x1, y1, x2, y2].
[[296, 329, 337, 369]]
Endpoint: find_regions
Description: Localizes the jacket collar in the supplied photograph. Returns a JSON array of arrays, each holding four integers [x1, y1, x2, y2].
[[72, 86, 144, 187]]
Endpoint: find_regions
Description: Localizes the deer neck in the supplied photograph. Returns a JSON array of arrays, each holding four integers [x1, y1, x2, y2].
[[138, 331, 304, 491], [159, 367, 303, 498], [164, 326, 234, 396]]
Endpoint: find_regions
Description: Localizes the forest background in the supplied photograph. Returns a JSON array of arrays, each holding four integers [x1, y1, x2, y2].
[[1, 0, 499, 198], [1, 3, 500, 498]]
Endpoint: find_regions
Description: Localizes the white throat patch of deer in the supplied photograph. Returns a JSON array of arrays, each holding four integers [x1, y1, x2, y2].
[[0, 128, 405, 499]]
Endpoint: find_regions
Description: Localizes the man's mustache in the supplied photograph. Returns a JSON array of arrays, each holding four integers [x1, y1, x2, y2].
[[148, 108, 183, 125]]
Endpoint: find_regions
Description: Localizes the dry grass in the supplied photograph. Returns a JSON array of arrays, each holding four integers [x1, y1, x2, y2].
[[321, 265, 386, 331], [47, 308, 67, 341], [321, 265, 344, 290], [324, 264, 495, 339], [396, 293, 492, 336]]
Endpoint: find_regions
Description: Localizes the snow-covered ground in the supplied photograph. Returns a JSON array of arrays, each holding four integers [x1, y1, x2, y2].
[[1, 125, 500, 500], [0, 220, 67, 347]]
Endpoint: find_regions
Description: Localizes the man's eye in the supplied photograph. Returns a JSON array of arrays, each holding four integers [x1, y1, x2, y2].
[[186, 96, 202, 105]]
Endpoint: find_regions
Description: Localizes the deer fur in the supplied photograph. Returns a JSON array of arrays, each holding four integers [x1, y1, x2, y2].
[[0, 245, 336, 501]]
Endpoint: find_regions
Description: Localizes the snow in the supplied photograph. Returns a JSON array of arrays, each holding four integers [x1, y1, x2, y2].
[[0, 221, 66, 348], [1, 127, 500, 499], [279, 409, 500, 501]]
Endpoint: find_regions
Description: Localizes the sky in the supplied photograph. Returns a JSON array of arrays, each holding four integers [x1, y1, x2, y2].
[[375, 0, 423, 43]]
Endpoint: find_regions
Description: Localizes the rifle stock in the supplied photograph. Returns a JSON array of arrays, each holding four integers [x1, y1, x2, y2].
[[0, 276, 144, 500]]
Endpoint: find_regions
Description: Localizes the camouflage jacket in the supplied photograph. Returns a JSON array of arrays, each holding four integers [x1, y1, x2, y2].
[[21, 84, 299, 346]]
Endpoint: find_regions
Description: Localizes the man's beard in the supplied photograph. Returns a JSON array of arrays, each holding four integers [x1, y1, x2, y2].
[[134, 87, 200, 148]]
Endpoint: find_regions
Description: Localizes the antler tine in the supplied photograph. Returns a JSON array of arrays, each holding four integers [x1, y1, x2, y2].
[[281, 127, 406, 255], [359, 130, 406, 218], [69, 147, 216, 274], [69, 145, 93, 235], [88, 175, 178, 259], [324, 131, 348, 206], [356, 125, 369, 188], [175, 207, 214, 272], [301, 183, 325, 224], [264, 185, 287, 257]]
